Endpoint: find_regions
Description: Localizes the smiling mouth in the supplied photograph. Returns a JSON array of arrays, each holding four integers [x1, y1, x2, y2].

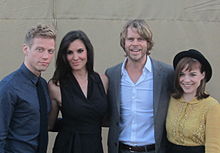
[[72, 63, 81, 66], [182, 84, 193, 88], [130, 49, 141, 52]]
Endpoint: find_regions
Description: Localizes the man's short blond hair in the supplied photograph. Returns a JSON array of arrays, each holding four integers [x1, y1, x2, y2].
[[24, 24, 56, 47]]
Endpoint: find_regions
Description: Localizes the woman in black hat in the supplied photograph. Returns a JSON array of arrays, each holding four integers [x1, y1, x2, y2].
[[166, 49, 220, 153]]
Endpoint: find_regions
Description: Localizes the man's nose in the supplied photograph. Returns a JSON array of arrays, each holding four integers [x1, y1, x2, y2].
[[132, 39, 139, 45], [41, 51, 49, 59]]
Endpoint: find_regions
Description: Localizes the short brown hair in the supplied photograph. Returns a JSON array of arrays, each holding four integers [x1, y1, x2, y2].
[[120, 19, 153, 53], [24, 24, 56, 47], [172, 57, 209, 99]]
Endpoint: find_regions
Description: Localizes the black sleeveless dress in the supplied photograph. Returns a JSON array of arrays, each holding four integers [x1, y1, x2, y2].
[[52, 72, 108, 153]]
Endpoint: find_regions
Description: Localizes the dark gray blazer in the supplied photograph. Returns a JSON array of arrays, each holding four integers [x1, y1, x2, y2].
[[105, 57, 174, 153]]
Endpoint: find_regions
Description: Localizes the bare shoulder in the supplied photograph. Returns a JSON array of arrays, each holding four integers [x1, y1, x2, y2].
[[48, 79, 61, 105], [48, 80, 59, 93], [99, 73, 108, 94]]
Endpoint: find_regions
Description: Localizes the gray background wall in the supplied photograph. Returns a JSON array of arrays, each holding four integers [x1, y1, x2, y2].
[[0, 0, 220, 152]]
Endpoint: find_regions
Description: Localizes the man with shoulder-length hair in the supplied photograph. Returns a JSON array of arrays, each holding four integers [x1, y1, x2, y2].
[[0, 24, 56, 153], [106, 19, 173, 153]]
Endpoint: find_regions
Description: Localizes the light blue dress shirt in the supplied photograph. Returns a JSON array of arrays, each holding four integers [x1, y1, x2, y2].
[[119, 56, 155, 146]]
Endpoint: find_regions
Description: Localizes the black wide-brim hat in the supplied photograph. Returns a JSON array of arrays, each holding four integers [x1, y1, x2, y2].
[[173, 49, 212, 82]]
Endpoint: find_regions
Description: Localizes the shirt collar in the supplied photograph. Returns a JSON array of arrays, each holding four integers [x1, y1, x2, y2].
[[121, 56, 152, 75], [20, 63, 39, 85], [178, 97, 203, 104]]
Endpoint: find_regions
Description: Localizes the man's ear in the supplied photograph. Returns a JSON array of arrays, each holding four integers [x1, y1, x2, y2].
[[23, 44, 29, 56]]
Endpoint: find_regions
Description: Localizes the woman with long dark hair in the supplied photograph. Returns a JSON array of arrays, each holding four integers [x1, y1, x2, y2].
[[48, 30, 108, 153]]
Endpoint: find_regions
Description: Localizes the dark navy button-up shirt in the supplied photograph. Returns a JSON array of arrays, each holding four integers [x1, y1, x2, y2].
[[0, 64, 51, 153]]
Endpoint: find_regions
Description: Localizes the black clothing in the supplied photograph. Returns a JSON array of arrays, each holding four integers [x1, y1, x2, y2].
[[53, 72, 108, 153], [167, 141, 205, 153]]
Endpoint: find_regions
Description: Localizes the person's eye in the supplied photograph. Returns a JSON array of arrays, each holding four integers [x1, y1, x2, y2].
[[36, 48, 44, 53], [48, 50, 55, 54], [190, 73, 196, 77], [138, 38, 145, 41], [77, 48, 84, 53], [66, 50, 73, 55], [179, 72, 184, 76], [126, 38, 134, 41]]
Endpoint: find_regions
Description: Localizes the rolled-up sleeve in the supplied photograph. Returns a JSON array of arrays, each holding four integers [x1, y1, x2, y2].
[[0, 84, 16, 153], [205, 103, 220, 153]]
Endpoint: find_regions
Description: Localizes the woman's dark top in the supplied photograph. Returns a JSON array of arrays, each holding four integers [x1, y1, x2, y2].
[[53, 72, 108, 153]]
